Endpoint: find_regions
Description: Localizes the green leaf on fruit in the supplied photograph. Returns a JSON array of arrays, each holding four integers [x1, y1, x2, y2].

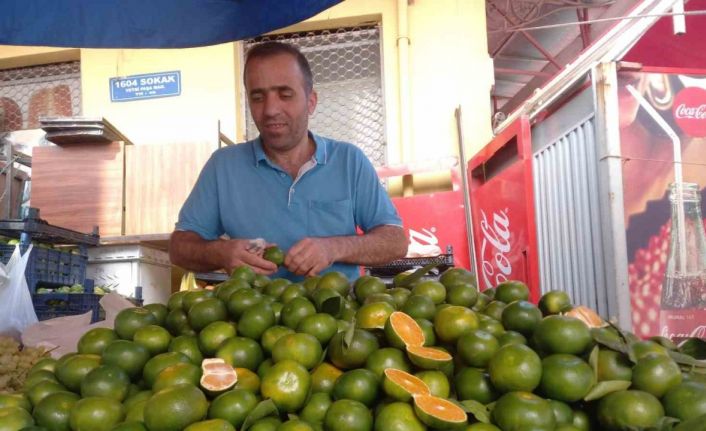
[[668, 349, 706, 369], [679, 338, 706, 360], [609, 321, 640, 357], [396, 263, 440, 287], [241, 399, 278, 431], [650, 336, 679, 351], [460, 400, 490, 423], [592, 330, 628, 355], [583, 380, 631, 402], [343, 318, 356, 350], [317, 347, 328, 368], [589, 345, 599, 382], [672, 412, 706, 431], [647, 416, 679, 431]]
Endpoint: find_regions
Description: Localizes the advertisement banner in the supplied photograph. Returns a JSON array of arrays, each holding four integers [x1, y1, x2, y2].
[[619, 70, 706, 339]]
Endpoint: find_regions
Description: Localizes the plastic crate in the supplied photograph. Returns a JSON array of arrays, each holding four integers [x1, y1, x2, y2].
[[366, 252, 455, 277], [32, 293, 102, 323], [0, 244, 87, 293]]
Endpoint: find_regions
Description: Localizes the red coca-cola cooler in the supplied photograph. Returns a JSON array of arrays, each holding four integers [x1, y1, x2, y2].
[[466, 4, 706, 338], [467, 116, 541, 301]]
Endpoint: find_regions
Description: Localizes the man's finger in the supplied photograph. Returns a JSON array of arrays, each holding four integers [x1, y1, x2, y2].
[[285, 243, 312, 269], [286, 250, 314, 276], [306, 264, 323, 277], [241, 252, 278, 272], [287, 258, 309, 276], [307, 259, 329, 277], [295, 260, 316, 276]]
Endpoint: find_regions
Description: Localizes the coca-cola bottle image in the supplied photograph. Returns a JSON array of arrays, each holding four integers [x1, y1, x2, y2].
[[660, 182, 706, 340]]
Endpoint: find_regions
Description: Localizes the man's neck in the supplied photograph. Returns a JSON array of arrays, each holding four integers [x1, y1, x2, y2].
[[264, 134, 316, 178]]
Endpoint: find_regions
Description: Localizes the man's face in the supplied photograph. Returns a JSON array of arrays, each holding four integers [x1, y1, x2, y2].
[[245, 53, 317, 152]]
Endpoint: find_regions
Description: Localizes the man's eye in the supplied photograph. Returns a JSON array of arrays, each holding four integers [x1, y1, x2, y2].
[[250, 94, 263, 102], [280, 91, 293, 99]]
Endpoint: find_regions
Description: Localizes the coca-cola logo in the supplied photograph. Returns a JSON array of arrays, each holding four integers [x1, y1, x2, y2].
[[673, 86, 706, 137], [407, 227, 442, 257], [479, 208, 512, 290], [408, 227, 438, 248], [661, 324, 706, 339], [675, 104, 706, 120]]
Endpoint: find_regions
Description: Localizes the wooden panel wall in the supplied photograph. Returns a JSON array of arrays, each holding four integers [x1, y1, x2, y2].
[[32, 143, 124, 236], [125, 143, 214, 235]]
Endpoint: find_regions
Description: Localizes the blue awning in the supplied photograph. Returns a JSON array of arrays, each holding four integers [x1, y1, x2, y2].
[[0, 0, 343, 48]]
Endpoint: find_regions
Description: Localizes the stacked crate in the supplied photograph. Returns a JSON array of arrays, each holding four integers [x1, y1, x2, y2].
[[0, 208, 100, 321]]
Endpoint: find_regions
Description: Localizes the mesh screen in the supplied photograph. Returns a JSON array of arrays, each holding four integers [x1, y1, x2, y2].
[[0, 61, 82, 132], [245, 26, 386, 166]]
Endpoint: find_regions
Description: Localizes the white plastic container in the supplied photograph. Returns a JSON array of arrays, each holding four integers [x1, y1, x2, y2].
[[86, 244, 172, 305]]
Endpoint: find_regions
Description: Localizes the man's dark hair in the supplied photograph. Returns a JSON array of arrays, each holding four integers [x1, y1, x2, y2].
[[244, 41, 314, 93]]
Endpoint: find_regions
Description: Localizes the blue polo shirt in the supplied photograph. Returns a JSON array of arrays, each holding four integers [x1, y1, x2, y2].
[[176, 132, 402, 281]]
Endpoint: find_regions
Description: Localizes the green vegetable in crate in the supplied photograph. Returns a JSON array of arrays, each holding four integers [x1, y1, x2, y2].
[[69, 284, 84, 293], [95, 284, 114, 294], [36, 288, 51, 294]]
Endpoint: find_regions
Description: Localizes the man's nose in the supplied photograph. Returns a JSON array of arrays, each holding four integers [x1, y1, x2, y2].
[[263, 93, 281, 116]]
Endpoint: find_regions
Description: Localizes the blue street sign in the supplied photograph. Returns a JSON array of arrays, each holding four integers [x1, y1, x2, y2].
[[110, 71, 181, 102]]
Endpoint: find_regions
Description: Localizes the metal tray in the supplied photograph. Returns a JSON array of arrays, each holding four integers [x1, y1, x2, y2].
[[366, 246, 454, 277]]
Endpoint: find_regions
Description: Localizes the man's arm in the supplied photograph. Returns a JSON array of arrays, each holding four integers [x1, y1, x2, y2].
[[284, 225, 407, 276], [169, 230, 278, 275]]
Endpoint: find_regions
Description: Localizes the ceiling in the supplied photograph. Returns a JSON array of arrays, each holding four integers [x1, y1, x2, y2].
[[486, 0, 640, 123]]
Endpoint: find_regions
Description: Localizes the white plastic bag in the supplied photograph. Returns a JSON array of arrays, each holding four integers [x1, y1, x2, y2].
[[0, 244, 37, 339]]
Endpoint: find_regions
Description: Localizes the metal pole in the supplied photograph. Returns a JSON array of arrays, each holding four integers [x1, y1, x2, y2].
[[455, 106, 478, 273], [4, 139, 12, 219], [592, 62, 632, 330]]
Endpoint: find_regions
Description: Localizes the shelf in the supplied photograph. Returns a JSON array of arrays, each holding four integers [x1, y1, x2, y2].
[[0, 208, 99, 246], [40, 117, 134, 146]]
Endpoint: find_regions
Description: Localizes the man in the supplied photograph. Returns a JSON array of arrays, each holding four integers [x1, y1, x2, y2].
[[170, 41, 407, 281]]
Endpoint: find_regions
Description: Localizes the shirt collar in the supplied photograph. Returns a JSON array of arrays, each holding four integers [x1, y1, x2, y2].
[[252, 132, 328, 167]]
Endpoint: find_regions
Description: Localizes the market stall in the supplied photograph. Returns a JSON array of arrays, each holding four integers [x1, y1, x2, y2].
[[2, 1, 706, 431]]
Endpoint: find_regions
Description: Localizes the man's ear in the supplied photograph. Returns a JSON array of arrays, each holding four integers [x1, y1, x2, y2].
[[308, 89, 318, 115]]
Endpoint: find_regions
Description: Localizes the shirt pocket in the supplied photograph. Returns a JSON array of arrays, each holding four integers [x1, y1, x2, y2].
[[307, 199, 355, 237]]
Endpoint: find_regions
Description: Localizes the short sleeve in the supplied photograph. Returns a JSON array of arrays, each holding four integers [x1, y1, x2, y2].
[[174, 154, 224, 240], [352, 149, 402, 232]]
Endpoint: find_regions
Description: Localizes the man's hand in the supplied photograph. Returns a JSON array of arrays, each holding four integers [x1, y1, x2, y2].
[[283, 226, 406, 277], [169, 231, 278, 275], [284, 237, 335, 277], [221, 239, 279, 275]]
